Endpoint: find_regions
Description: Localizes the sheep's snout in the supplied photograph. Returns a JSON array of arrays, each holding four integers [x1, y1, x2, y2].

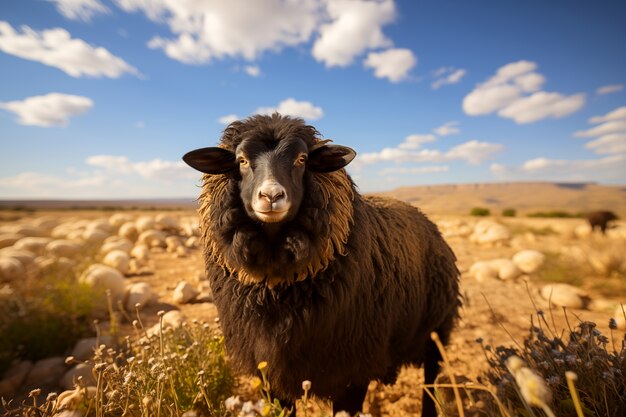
[[252, 180, 291, 223]]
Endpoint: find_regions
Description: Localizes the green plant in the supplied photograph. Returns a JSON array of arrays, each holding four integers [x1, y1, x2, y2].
[[89, 314, 234, 416], [470, 207, 491, 217], [527, 211, 583, 218], [502, 209, 516, 217], [0, 260, 101, 374]]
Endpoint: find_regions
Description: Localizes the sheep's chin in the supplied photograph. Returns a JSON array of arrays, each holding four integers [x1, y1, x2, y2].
[[254, 210, 289, 223]]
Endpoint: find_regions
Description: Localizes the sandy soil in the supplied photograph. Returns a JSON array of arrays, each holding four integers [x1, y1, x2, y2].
[[1, 208, 624, 416]]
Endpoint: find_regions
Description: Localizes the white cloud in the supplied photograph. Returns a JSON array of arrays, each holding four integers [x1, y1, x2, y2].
[[379, 165, 449, 175], [432, 67, 466, 89], [51, 0, 110, 22], [585, 134, 626, 155], [491, 154, 626, 182], [0, 21, 140, 78], [463, 60, 584, 124], [118, 0, 320, 64], [256, 98, 323, 120], [574, 120, 626, 138], [433, 121, 460, 136], [354, 139, 502, 168], [244, 65, 261, 77], [574, 105, 626, 156], [312, 0, 395, 67], [588, 106, 626, 124], [218, 114, 239, 125], [0, 93, 93, 127], [85, 155, 197, 180], [0, 171, 109, 190], [445, 140, 503, 165], [497, 91, 586, 124], [363, 48, 416, 82], [397, 134, 437, 150], [596, 84, 624, 95]]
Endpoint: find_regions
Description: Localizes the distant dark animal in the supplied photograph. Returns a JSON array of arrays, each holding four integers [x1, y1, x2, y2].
[[587, 210, 618, 234], [183, 114, 461, 417]]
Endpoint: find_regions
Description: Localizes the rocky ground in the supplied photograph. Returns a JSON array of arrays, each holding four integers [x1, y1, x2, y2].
[[0, 209, 624, 416]]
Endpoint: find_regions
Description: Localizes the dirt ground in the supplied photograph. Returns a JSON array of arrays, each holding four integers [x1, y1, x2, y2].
[[1, 209, 624, 416]]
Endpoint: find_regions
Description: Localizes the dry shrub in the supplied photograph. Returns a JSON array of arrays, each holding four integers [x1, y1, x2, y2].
[[481, 309, 626, 417]]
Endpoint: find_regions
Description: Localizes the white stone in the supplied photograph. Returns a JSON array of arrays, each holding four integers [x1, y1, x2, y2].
[[24, 357, 66, 387], [138, 230, 166, 248], [61, 363, 96, 390], [13, 237, 52, 255], [125, 282, 156, 311], [540, 284, 590, 309], [574, 223, 592, 238], [87, 219, 112, 233], [0, 233, 23, 249], [185, 236, 200, 248], [32, 217, 60, 231], [0, 360, 32, 398], [0, 257, 25, 282], [512, 250, 546, 274], [46, 240, 82, 258], [165, 236, 182, 253], [109, 213, 133, 229], [469, 220, 511, 245], [490, 258, 522, 280], [34, 256, 75, 276], [70, 336, 114, 362], [79, 264, 127, 305], [155, 214, 179, 231], [135, 216, 156, 233], [81, 228, 109, 245], [118, 222, 139, 242], [0, 248, 36, 267], [469, 261, 498, 282], [100, 236, 133, 254], [103, 250, 131, 275], [613, 305, 626, 331], [130, 244, 150, 262], [173, 281, 199, 304]]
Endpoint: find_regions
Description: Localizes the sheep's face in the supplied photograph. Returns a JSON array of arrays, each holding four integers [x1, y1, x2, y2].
[[183, 121, 356, 226]]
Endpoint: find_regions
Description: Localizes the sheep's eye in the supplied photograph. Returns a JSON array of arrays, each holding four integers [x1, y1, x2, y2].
[[294, 154, 307, 167], [238, 157, 249, 166]]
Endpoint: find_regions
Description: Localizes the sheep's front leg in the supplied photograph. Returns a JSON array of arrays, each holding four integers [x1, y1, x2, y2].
[[332, 383, 368, 416]]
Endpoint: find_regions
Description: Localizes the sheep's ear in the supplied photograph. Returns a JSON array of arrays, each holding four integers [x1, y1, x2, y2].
[[308, 145, 356, 173], [183, 147, 236, 174]]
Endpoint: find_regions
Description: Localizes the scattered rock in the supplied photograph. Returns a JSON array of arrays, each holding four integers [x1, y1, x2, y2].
[[540, 284, 590, 309], [103, 250, 131, 275], [0, 234, 24, 249], [138, 230, 166, 248], [0, 360, 33, 398], [100, 236, 133, 255], [118, 222, 139, 242], [79, 264, 127, 305], [24, 357, 66, 388], [46, 240, 82, 258], [71, 336, 114, 362], [125, 282, 156, 311], [61, 363, 96, 390], [135, 216, 156, 233], [13, 237, 53, 255], [512, 250, 545, 274], [0, 257, 25, 282], [469, 220, 511, 246], [173, 281, 199, 304]]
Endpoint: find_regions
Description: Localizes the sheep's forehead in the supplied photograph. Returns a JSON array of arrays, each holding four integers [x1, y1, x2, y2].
[[236, 136, 308, 159]]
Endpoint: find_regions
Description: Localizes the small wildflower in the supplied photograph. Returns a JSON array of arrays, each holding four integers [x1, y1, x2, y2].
[[547, 376, 560, 386], [46, 392, 58, 402], [257, 361, 268, 371], [302, 380, 312, 391], [475, 337, 484, 344], [335, 412, 351, 417], [224, 396, 242, 411], [609, 318, 618, 330], [132, 320, 139, 327], [506, 355, 552, 407], [135, 303, 142, 309], [28, 389, 41, 398], [65, 356, 75, 364], [157, 310, 165, 317], [251, 377, 262, 390]]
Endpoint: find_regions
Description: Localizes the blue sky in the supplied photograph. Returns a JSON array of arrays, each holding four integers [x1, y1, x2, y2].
[[0, 0, 625, 199]]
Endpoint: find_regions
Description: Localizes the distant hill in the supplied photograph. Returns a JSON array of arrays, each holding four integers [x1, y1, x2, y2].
[[1, 182, 625, 216], [377, 182, 626, 216]]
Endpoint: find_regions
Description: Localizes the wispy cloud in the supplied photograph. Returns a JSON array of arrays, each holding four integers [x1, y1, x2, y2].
[[363, 48, 416, 82], [0, 21, 140, 78], [255, 98, 323, 120], [0, 93, 93, 127], [244, 65, 261, 77], [218, 114, 239, 125], [86, 155, 197, 181], [596, 83, 624, 95], [433, 121, 460, 136], [463, 60, 585, 124], [574, 105, 626, 156], [432, 67, 466, 89], [50, 0, 110, 22]]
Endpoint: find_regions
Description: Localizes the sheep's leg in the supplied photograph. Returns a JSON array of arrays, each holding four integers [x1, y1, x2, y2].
[[422, 339, 442, 417], [332, 382, 368, 416]]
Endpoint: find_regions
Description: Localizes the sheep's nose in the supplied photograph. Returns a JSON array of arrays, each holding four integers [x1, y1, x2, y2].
[[258, 183, 286, 204]]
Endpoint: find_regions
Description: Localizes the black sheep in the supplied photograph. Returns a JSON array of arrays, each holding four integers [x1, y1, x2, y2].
[[183, 114, 461, 416], [586, 210, 618, 234]]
